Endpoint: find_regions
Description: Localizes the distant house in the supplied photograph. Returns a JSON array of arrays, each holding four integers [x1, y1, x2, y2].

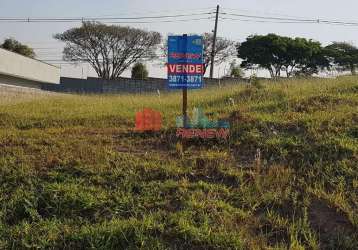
[[0, 48, 60, 88]]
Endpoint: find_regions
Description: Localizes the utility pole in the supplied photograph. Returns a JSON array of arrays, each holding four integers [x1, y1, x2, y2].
[[183, 34, 188, 128], [210, 5, 220, 79]]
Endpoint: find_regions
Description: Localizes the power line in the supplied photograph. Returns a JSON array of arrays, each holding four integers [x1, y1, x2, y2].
[[220, 17, 316, 24], [318, 20, 358, 26], [221, 7, 312, 20], [221, 12, 358, 26], [39, 55, 167, 62], [34, 52, 63, 54], [87, 7, 216, 18], [221, 16, 358, 26], [223, 7, 358, 26], [23, 17, 214, 26], [28, 16, 214, 53], [33, 47, 63, 50], [3, 7, 358, 27], [3, 11, 357, 27], [107, 17, 214, 24], [40, 57, 167, 62], [24, 42, 62, 45], [222, 12, 318, 22], [5, 7, 215, 19], [0, 12, 214, 23]]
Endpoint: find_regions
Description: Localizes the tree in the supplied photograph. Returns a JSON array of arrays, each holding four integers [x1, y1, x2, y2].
[[202, 33, 236, 75], [285, 38, 329, 77], [237, 34, 287, 78], [1, 38, 35, 58], [237, 34, 328, 78], [228, 60, 243, 78], [131, 62, 149, 79], [325, 42, 358, 75], [161, 33, 235, 76], [54, 22, 161, 80]]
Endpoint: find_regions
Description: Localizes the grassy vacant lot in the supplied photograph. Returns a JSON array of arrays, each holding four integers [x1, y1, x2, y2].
[[0, 77, 357, 249]]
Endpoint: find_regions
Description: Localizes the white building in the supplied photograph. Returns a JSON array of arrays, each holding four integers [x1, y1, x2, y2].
[[0, 48, 60, 88]]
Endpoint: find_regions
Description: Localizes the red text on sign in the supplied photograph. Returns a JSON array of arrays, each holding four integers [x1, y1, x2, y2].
[[169, 53, 201, 60]]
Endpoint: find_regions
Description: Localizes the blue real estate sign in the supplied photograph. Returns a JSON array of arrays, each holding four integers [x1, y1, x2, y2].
[[167, 35, 204, 89]]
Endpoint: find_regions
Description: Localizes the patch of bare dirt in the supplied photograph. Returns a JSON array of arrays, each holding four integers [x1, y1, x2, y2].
[[308, 198, 357, 249]]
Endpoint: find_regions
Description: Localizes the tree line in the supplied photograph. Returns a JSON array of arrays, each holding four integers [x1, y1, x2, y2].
[[2, 22, 358, 80], [238, 33, 358, 78]]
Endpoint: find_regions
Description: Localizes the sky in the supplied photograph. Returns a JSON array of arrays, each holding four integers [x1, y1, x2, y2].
[[1, 0, 358, 78]]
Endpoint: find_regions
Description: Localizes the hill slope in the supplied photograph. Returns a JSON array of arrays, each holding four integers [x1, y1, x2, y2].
[[0, 77, 357, 249]]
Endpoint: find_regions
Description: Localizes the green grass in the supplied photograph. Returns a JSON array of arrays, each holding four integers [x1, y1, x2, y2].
[[0, 77, 357, 249]]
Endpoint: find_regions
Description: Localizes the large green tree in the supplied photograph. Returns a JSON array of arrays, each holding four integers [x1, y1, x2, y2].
[[1, 38, 35, 58], [325, 42, 358, 75], [54, 22, 161, 80], [285, 37, 329, 77], [237, 34, 287, 78], [237, 34, 328, 78]]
